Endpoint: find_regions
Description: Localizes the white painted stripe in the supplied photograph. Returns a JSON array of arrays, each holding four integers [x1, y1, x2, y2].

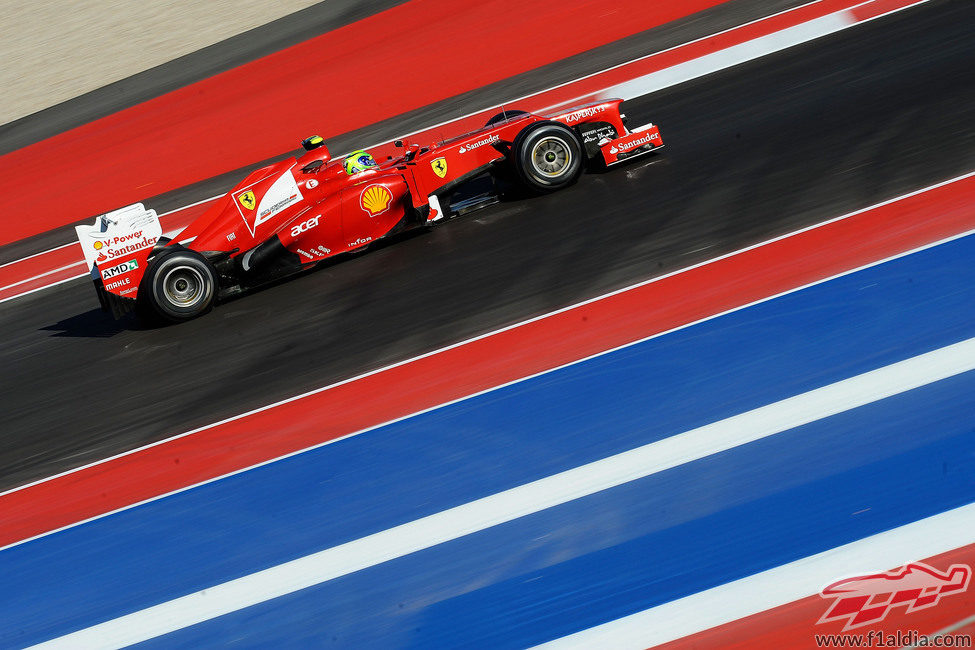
[[592, 1, 932, 105], [156, 195, 220, 220], [0, 230, 193, 304], [0, 261, 85, 292], [0, 240, 75, 270], [0, 0, 918, 277], [0, 273, 88, 304], [0, 197, 209, 273], [328, 0, 830, 162], [596, 13, 853, 102], [29, 337, 975, 649], [532, 502, 975, 650], [1, 172, 972, 557]]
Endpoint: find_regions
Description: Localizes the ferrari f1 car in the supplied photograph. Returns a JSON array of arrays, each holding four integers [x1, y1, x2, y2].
[[76, 99, 663, 322]]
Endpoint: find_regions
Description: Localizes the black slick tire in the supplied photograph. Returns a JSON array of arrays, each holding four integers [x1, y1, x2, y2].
[[511, 121, 583, 192], [139, 249, 217, 323]]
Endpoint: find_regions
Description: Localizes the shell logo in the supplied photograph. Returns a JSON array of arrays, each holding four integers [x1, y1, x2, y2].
[[360, 184, 392, 217], [93, 240, 104, 250]]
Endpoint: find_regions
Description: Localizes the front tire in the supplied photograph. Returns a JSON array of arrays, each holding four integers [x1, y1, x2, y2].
[[511, 121, 583, 192], [485, 109, 528, 126], [140, 250, 217, 323]]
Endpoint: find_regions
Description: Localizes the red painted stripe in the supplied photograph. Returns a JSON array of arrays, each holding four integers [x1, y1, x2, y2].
[[0, 263, 86, 302], [360, 0, 869, 162], [850, 0, 926, 22], [0, 245, 79, 288], [1, 174, 972, 550], [0, 0, 727, 247], [0, 0, 804, 292], [0, 0, 918, 294], [0, 200, 211, 302], [656, 543, 975, 649], [531, 0, 859, 110]]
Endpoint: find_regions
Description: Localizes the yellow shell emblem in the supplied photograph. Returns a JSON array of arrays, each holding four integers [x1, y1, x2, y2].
[[360, 184, 392, 217]]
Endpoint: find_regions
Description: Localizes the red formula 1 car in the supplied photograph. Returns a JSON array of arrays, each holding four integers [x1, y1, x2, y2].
[[76, 99, 663, 322]]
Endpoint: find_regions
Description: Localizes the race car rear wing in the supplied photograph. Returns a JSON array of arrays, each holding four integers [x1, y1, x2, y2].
[[75, 203, 162, 317]]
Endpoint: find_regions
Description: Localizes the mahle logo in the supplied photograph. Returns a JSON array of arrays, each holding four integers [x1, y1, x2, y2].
[[818, 562, 971, 631]]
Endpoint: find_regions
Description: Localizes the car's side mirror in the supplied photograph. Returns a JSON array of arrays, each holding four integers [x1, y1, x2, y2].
[[394, 140, 404, 148], [403, 143, 422, 162], [301, 136, 330, 162]]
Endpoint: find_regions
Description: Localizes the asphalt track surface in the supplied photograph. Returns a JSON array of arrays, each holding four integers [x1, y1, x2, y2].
[[0, 0, 804, 261], [1, 0, 972, 491]]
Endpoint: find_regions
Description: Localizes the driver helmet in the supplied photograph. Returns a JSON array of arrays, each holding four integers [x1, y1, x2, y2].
[[343, 149, 378, 175]]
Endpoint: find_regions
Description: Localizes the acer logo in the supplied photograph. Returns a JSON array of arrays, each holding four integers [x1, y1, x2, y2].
[[290, 215, 320, 238]]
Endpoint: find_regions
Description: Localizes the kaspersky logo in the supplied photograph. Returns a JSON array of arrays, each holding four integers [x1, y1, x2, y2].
[[818, 562, 971, 631]]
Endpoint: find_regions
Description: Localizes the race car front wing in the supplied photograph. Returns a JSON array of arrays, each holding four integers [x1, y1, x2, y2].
[[599, 123, 664, 166]]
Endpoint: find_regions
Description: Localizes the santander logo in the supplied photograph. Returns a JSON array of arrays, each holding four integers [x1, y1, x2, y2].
[[92, 229, 157, 263]]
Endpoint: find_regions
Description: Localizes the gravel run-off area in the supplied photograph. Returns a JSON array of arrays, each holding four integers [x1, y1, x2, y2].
[[0, 0, 321, 126]]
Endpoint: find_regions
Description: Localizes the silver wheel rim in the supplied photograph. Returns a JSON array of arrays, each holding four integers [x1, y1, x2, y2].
[[530, 136, 572, 178], [161, 266, 206, 307]]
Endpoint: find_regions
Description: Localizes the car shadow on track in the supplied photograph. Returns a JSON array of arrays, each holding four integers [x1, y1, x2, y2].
[[37, 154, 664, 339], [41, 307, 143, 337]]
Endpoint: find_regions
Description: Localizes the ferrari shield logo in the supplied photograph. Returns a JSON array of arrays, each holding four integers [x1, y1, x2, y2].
[[237, 190, 256, 210], [431, 157, 448, 179]]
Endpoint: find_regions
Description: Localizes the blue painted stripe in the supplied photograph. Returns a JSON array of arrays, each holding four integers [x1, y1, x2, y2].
[[143, 369, 975, 649], [3, 233, 975, 646]]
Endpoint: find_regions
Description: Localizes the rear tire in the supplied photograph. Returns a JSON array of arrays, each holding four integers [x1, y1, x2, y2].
[[510, 121, 583, 192], [139, 250, 217, 323]]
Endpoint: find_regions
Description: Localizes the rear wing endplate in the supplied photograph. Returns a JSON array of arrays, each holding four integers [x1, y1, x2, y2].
[[75, 203, 162, 272]]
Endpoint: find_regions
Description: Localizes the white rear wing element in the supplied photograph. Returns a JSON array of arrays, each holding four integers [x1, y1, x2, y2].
[[75, 203, 162, 272]]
